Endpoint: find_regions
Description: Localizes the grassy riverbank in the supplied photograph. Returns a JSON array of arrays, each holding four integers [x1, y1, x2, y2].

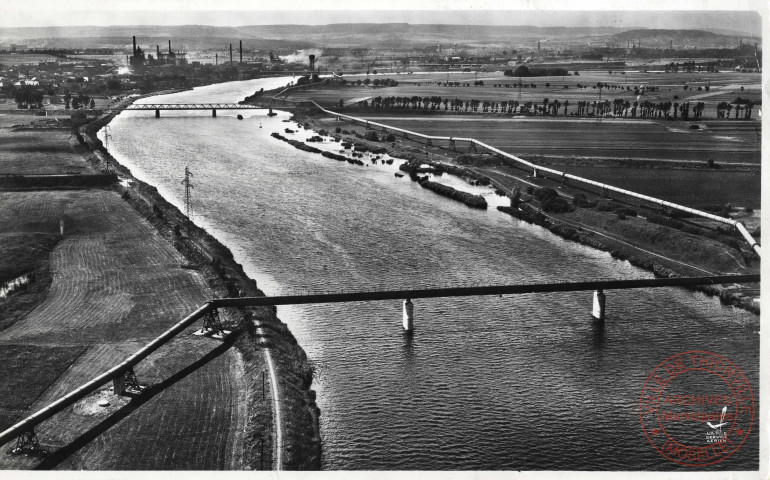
[[0, 97, 320, 469], [281, 108, 759, 315], [81, 106, 322, 469]]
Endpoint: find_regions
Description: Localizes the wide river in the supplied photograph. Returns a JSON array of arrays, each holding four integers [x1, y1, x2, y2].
[[100, 77, 759, 470]]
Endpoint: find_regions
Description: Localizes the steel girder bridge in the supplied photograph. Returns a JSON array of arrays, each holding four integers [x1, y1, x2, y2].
[[124, 103, 268, 117], [0, 274, 759, 465]]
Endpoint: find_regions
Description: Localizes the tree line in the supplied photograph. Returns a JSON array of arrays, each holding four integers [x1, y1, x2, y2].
[[355, 94, 755, 120]]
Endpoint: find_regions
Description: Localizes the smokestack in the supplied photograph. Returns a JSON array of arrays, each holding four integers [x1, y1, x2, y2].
[[169, 40, 172, 53], [133, 36, 137, 55], [157, 45, 160, 57], [537, 41, 540, 52], [215, 53, 218, 66], [670, 40, 673, 50], [240, 40, 242, 64], [230, 44, 233, 65]]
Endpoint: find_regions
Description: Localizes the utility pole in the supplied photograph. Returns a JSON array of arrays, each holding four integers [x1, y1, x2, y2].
[[182, 166, 194, 220]]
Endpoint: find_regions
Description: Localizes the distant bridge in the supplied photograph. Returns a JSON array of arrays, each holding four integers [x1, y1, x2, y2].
[[124, 103, 271, 117]]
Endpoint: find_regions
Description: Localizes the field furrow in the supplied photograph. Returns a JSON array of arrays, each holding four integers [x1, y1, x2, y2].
[[0, 186, 245, 470]]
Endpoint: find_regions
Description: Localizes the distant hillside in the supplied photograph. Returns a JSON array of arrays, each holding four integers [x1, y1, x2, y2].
[[610, 28, 761, 49], [0, 23, 625, 50], [0, 24, 759, 51]]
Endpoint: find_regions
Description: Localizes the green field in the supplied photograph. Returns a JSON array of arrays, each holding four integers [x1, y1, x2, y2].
[[554, 166, 760, 208], [350, 115, 759, 164], [0, 53, 61, 65], [285, 70, 762, 121]]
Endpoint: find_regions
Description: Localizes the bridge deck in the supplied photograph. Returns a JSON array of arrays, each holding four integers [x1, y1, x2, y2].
[[125, 103, 265, 110], [213, 274, 759, 308]]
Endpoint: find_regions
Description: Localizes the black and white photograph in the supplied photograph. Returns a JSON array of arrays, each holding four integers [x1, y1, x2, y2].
[[0, 0, 764, 476]]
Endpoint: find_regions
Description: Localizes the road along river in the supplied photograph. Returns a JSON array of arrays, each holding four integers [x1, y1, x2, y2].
[[100, 77, 759, 470]]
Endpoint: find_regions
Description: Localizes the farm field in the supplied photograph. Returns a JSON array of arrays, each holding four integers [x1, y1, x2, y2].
[[350, 115, 760, 164], [551, 165, 760, 208], [0, 129, 97, 175], [0, 189, 248, 469], [0, 54, 60, 65], [286, 70, 761, 120]]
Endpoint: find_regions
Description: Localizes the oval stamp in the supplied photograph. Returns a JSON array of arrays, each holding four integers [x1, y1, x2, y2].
[[639, 351, 755, 466]]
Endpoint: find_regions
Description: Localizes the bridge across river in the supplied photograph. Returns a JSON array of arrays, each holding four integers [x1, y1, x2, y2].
[[0, 273, 758, 466], [124, 103, 271, 117]]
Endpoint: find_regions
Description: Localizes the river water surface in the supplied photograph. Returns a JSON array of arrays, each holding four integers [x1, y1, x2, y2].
[[100, 78, 759, 470]]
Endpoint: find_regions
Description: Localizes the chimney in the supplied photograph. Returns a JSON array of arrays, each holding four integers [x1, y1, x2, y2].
[[230, 43, 233, 64], [157, 45, 160, 57], [169, 40, 172, 53], [239, 40, 243, 64], [133, 36, 137, 55]]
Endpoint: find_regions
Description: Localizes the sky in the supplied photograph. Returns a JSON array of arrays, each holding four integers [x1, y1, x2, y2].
[[0, 0, 764, 35]]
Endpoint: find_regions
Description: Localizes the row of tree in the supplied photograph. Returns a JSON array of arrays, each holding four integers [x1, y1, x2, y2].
[[664, 61, 719, 73], [14, 88, 44, 109], [357, 95, 749, 120], [13, 87, 98, 109], [341, 77, 399, 87], [503, 65, 570, 77], [716, 101, 756, 119], [63, 92, 95, 110]]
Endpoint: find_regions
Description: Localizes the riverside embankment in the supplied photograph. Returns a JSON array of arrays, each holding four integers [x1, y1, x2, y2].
[[279, 107, 759, 316], [80, 100, 321, 469]]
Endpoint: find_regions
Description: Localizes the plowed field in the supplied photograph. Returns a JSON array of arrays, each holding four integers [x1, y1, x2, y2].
[[0, 189, 248, 470]]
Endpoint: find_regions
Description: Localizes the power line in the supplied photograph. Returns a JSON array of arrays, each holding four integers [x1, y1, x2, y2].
[[182, 166, 194, 220]]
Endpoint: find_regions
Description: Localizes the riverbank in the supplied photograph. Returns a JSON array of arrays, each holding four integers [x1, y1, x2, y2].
[[80, 102, 322, 469], [281, 108, 758, 315]]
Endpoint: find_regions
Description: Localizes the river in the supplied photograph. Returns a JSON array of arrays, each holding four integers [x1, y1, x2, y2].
[[99, 77, 759, 470]]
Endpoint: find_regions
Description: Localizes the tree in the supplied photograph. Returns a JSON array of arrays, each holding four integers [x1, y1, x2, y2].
[[511, 65, 530, 77], [107, 79, 121, 91], [89, 99, 95, 109]]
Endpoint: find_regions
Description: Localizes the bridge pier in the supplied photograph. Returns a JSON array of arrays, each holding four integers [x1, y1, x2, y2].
[[533, 168, 538, 178], [155, 109, 160, 118], [403, 299, 414, 332], [592, 289, 606, 321], [10, 429, 44, 456], [113, 367, 143, 396], [212, 109, 217, 118]]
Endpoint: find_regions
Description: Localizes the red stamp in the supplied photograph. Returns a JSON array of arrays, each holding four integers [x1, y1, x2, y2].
[[639, 351, 755, 466]]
